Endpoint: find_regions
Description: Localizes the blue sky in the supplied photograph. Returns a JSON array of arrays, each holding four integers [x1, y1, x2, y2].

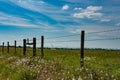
[[0, 0, 120, 49]]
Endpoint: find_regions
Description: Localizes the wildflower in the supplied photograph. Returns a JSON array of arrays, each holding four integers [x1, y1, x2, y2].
[[111, 75, 114, 78], [68, 71, 70, 74], [86, 68, 88, 71], [78, 76, 82, 80], [63, 72, 65, 75], [105, 73, 108, 76], [7, 78, 9, 80], [72, 78, 75, 80], [100, 70, 103, 73], [61, 78, 64, 80], [100, 77, 103, 79], [47, 78, 51, 80], [90, 73, 93, 79]]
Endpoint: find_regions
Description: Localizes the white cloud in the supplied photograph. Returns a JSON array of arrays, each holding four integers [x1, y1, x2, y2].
[[9, 0, 55, 14], [116, 23, 120, 26], [100, 19, 111, 22], [74, 7, 82, 10], [86, 6, 102, 11], [62, 5, 69, 10], [73, 6, 103, 19], [73, 11, 102, 19], [0, 12, 51, 28], [62, 0, 85, 3], [66, 25, 111, 34], [42, 29, 61, 32], [9, 0, 72, 22], [69, 29, 81, 33]]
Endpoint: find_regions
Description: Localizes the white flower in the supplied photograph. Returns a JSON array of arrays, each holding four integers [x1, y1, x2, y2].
[[78, 76, 82, 80]]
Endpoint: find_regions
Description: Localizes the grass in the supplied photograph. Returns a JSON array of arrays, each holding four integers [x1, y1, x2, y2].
[[0, 47, 120, 80]]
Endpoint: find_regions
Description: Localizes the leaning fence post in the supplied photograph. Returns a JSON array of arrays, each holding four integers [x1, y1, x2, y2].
[[23, 39, 26, 55], [33, 37, 36, 56], [41, 36, 44, 59], [14, 40, 17, 54], [7, 42, 9, 53], [80, 30, 85, 67], [2, 42, 4, 54]]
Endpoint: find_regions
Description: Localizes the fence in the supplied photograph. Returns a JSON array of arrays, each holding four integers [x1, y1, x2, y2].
[[0, 29, 120, 68]]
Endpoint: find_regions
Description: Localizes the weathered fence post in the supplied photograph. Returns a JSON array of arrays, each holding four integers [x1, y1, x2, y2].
[[80, 30, 85, 67], [23, 39, 26, 55], [33, 37, 36, 56], [7, 42, 9, 53], [2, 42, 4, 54], [41, 36, 44, 59], [14, 40, 17, 54]]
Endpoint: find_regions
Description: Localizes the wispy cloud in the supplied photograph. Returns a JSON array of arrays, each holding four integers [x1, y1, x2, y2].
[[42, 29, 61, 32], [9, 0, 72, 22], [100, 18, 111, 22], [74, 7, 82, 10], [63, 0, 87, 3], [0, 12, 39, 28], [116, 23, 120, 26], [66, 24, 115, 34], [73, 6, 103, 19], [0, 12, 54, 29]]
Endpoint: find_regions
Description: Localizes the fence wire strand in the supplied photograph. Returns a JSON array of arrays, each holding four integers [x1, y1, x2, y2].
[[1, 28, 120, 48], [85, 37, 120, 41], [86, 28, 120, 34], [45, 34, 80, 39], [45, 39, 80, 43]]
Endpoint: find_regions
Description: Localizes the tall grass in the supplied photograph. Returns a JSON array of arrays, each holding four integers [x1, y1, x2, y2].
[[0, 47, 120, 80]]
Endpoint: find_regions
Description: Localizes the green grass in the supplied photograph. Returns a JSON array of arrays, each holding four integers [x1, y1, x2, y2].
[[0, 47, 120, 80]]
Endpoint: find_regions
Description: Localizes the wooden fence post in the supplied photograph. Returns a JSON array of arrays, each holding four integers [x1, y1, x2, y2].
[[33, 37, 36, 56], [7, 42, 9, 53], [2, 42, 4, 54], [80, 30, 85, 67], [23, 39, 26, 55], [15, 40, 17, 54], [41, 36, 44, 59]]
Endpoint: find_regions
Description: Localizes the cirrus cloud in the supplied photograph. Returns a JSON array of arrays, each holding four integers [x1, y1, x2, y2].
[[116, 23, 120, 26], [100, 19, 111, 22], [73, 6, 103, 19]]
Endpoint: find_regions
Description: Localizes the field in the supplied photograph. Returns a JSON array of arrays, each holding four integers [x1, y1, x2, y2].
[[0, 47, 120, 80]]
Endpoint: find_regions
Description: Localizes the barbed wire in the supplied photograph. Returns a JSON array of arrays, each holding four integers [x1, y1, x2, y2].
[[45, 40, 80, 43], [86, 28, 120, 34], [1, 28, 120, 45], [85, 37, 120, 41], [45, 33, 80, 39], [1, 36, 120, 45]]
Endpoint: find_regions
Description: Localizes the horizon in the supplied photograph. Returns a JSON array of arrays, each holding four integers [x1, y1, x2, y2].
[[0, 0, 120, 49]]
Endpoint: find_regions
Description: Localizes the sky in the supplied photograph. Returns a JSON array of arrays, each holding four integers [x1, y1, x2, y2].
[[0, 0, 120, 49]]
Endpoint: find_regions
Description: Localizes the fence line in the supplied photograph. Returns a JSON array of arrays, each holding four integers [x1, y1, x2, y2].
[[0, 30, 120, 67], [1, 28, 120, 44]]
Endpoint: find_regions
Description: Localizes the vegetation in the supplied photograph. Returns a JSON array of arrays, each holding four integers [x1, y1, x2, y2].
[[0, 47, 120, 80]]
